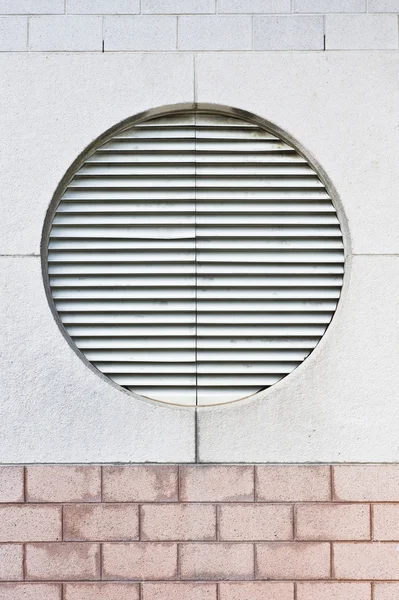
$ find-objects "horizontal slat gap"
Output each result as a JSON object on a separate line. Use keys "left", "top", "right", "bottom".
{"left": 73, "top": 173, "right": 318, "bottom": 180}
{"left": 102, "top": 137, "right": 287, "bottom": 144}
{"left": 109, "top": 375, "right": 283, "bottom": 386}
{"left": 66, "top": 327, "right": 326, "bottom": 337}
{"left": 60, "top": 314, "right": 332, "bottom": 325}
{"left": 86, "top": 155, "right": 307, "bottom": 164}
{"left": 85, "top": 349, "right": 311, "bottom": 360}
{"left": 50, "top": 276, "right": 343, "bottom": 288}
{"left": 54, "top": 300, "right": 337, "bottom": 311}
{"left": 62, "top": 191, "right": 330, "bottom": 199}
{"left": 94, "top": 361, "right": 299, "bottom": 371}
{"left": 49, "top": 265, "right": 343, "bottom": 275}
{"left": 94, "top": 149, "right": 297, "bottom": 155}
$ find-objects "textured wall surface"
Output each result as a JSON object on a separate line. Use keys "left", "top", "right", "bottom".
{"left": 1, "top": 51, "right": 399, "bottom": 463}
{"left": 1, "top": 3, "right": 398, "bottom": 591}
{"left": 0, "top": 0, "right": 398, "bottom": 51}
{"left": 1, "top": 0, "right": 399, "bottom": 467}
{"left": 3, "top": 464, "right": 399, "bottom": 599}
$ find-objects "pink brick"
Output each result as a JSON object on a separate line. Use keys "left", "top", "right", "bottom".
{"left": 65, "top": 583, "right": 140, "bottom": 600}
{"left": 180, "top": 466, "right": 254, "bottom": 502}
{"left": 374, "top": 583, "right": 399, "bottom": 600}
{"left": 103, "top": 543, "right": 177, "bottom": 580}
{"left": 334, "top": 542, "right": 399, "bottom": 579}
{"left": 334, "top": 465, "right": 399, "bottom": 501}
{"left": 256, "top": 542, "right": 330, "bottom": 579}
{"left": 0, "top": 584, "right": 61, "bottom": 600}
{"left": 103, "top": 466, "right": 178, "bottom": 502}
{"left": 297, "top": 582, "right": 371, "bottom": 600}
{"left": 0, "top": 545, "right": 23, "bottom": 580}
{"left": 141, "top": 503, "right": 216, "bottom": 541}
{"left": 256, "top": 466, "right": 330, "bottom": 502}
{"left": 142, "top": 583, "right": 217, "bottom": 600}
{"left": 373, "top": 504, "right": 399, "bottom": 540}
{"left": 219, "top": 582, "right": 294, "bottom": 600}
{"left": 0, "top": 467, "right": 24, "bottom": 502}
{"left": 296, "top": 503, "right": 370, "bottom": 540}
{"left": 27, "top": 466, "right": 101, "bottom": 502}
{"left": 26, "top": 543, "right": 100, "bottom": 580}
{"left": 64, "top": 504, "right": 139, "bottom": 541}
{"left": 0, "top": 505, "right": 61, "bottom": 541}
{"left": 219, "top": 503, "right": 293, "bottom": 541}
{"left": 179, "top": 543, "right": 253, "bottom": 580}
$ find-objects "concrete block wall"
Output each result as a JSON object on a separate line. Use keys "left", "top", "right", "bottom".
{"left": 1, "top": 0, "right": 399, "bottom": 589}
{"left": 0, "top": 1, "right": 398, "bottom": 51}
{"left": 3, "top": 465, "right": 399, "bottom": 599}
{"left": 1, "top": 47, "right": 399, "bottom": 464}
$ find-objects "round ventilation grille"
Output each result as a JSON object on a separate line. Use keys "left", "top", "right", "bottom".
{"left": 45, "top": 106, "right": 344, "bottom": 406}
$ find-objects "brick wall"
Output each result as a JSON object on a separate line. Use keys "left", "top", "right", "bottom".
{"left": 0, "top": 0, "right": 398, "bottom": 51}
{"left": 2, "top": 465, "right": 399, "bottom": 599}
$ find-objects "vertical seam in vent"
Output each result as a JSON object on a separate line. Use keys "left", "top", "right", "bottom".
{"left": 194, "top": 109, "right": 198, "bottom": 407}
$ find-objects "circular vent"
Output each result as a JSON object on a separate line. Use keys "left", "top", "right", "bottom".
{"left": 45, "top": 106, "right": 345, "bottom": 406}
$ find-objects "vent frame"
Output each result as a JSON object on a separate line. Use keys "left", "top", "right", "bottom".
{"left": 41, "top": 102, "right": 349, "bottom": 408}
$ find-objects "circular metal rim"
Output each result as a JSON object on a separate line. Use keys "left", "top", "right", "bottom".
{"left": 41, "top": 102, "right": 349, "bottom": 409}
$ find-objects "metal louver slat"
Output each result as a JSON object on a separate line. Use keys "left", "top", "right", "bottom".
{"left": 47, "top": 108, "right": 344, "bottom": 406}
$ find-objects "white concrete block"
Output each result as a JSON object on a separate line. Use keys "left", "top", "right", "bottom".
{"left": 326, "top": 15, "right": 398, "bottom": 49}
{"left": 0, "top": 0, "right": 64, "bottom": 14}
{"left": 368, "top": 0, "right": 399, "bottom": 11}
{"left": 67, "top": 0, "right": 140, "bottom": 14}
{"left": 0, "top": 17, "right": 27, "bottom": 49}
{"left": 104, "top": 16, "right": 177, "bottom": 51}
{"left": 198, "top": 256, "right": 399, "bottom": 463}
{"left": 143, "top": 0, "right": 216, "bottom": 14}
{"left": 218, "top": 0, "right": 291, "bottom": 13}
{"left": 294, "top": 0, "right": 366, "bottom": 12}
{"left": 195, "top": 52, "right": 399, "bottom": 254}
{"left": 0, "top": 257, "right": 195, "bottom": 463}
{"left": 0, "top": 53, "right": 194, "bottom": 254}
{"left": 254, "top": 15, "right": 324, "bottom": 49}
{"left": 29, "top": 16, "right": 102, "bottom": 51}
{"left": 178, "top": 15, "right": 252, "bottom": 50}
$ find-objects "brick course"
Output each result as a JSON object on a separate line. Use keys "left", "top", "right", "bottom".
{"left": 63, "top": 504, "right": 139, "bottom": 541}
{"left": 295, "top": 503, "right": 370, "bottom": 540}
{"left": 29, "top": 15, "right": 103, "bottom": 51}
{"left": 0, "top": 0, "right": 397, "bottom": 52}
{"left": 297, "top": 582, "right": 371, "bottom": 599}
{"left": 253, "top": 15, "right": 324, "bottom": 50}
{"left": 374, "top": 583, "right": 399, "bottom": 599}
{"left": 0, "top": 467, "right": 24, "bottom": 502}
{"left": 0, "top": 584, "right": 62, "bottom": 600}
{"left": 373, "top": 504, "right": 399, "bottom": 540}
{"left": 325, "top": 14, "right": 398, "bottom": 49}
{"left": 103, "top": 466, "right": 178, "bottom": 502}
{"left": 102, "top": 543, "right": 178, "bottom": 580}
{"left": 256, "top": 465, "right": 330, "bottom": 502}
{"left": 141, "top": 503, "right": 216, "bottom": 541}
{"left": 180, "top": 466, "right": 254, "bottom": 502}
{"left": 219, "top": 503, "right": 293, "bottom": 541}
{"left": 64, "top": 583, "right": 140, "bottom": 600}
{"left": 0, "top": 505, "right": 62, "bottom": 542}
{"left": 256, "top": 542, "right": 331, "bottom": 579}
{"left": 219, "top": 582, "right": 294, "bottom": 599}
{"left": 1, "top": 465, "right": 399, "bottom": 596}
{"left": 27, "top": 466, "right": 101, "bottom": 503}
{"left": 0, "top": 17, "right": 27, "bottom": 51}
{"left": 26, "top": 543, "right": 100, "bottom": 581}
{"left": 0, "top": 545, "right": 23, "bottom": 580}
{"left": 142, "top": 583, "right": 217, "bottom": 600}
